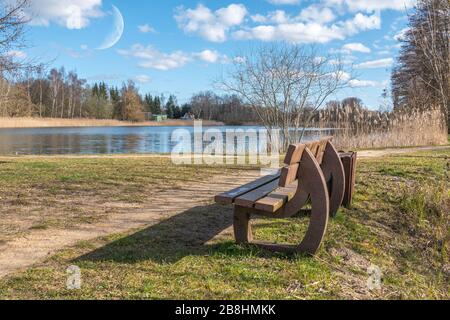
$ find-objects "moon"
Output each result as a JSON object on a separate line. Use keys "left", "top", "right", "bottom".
{"left": 97, "top": 5, "right": 124, "bottom": 50}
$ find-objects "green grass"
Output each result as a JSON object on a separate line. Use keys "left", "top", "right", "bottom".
{"left": 0, "top": 149, "right": 449, "bottom": 300}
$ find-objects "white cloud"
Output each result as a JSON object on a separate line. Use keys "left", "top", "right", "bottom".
{"left": 118, "top": 44, "right": 226, "bottom": 70}
{"left": 26, "top": 0, "right": 103, "bottom": 29}
{"left": 135, "top": 75, "right": 151, "bottom": 84}
{"left": 298, "top": 5, "right": 336, "bottom": 24}
{"left": 194, "top": 50, "right": 222, "bottom": 63}
{"left": 267, "top": 0, "right": 300, "bottom": 4}
{"left": 324, "top": 0, "right": 415, "bottom": 12}
{"left": 349, "top": 79, "right": 378, "bottom": 88}
{"left": 138, "top": 24, "right": 156, "bottom": 34}
{"left": 394, "top": 27, "right": 409, "bottom": 41}
{"left": 118, "top": 45, "right": 192, "bottom": 70}
{"left": 6, "top": 50, "right": 27, "bottom": 59}
{"left": 349, "top": 79, "right": 388, "bottom": 88}
{"left": 175, "top": 4, "right": 247, "bottom": 42}
{"left": 233, "top": 12, "right": 380, "bottom": 43}
{"left": 342, "top": 42, "right": 371, "bottom": 53}
{"left": 355, "top": 58, "right": 393, "bottom": 69}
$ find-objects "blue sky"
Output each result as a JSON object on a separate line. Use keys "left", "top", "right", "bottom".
{"left": 21, "top": 0, "right": 414, "bottom": 108}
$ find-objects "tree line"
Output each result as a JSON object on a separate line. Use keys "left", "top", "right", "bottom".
{"left": 0, "top": 64, "right": 264, "bottom": 123}
{"left": 391, "top": 0, "right": 449, "bottom": 130}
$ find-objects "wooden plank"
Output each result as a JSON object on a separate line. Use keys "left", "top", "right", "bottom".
{"left": 279, "top": 163, "right": 299, "bottom": 187}
{"left": 254, "top": 181, "right": 298, "bottom": 213}
{"left": 234, "top": 179, "right": 280, "bottom": 208}
{"left": 215, "top": 173, "right": 280, "bottom": 205}
{"left": 316, "top": 151, "right": 325, "bottom": 164}
{"left": 284, "top": 144, "right": 306, "bottom": 165}
{"left": 307, "top": 141, "right": 320, "bottom": 156}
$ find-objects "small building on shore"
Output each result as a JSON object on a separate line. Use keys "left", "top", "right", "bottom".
{"left": 152, "top": 114, "right": 168, "bottom": 122}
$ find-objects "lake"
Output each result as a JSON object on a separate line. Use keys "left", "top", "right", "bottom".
{"left": 0, "top": 126, "right": 331, "bottom": 155}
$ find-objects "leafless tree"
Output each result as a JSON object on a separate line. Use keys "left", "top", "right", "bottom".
{"left": 219, "top": 44, "right": 351, "bottom": 150}
{"left": 0, "top": 0, "right": 29, "bottom": 76}
{"left": 190, "top": 91, "right": 220, "bottom": 120}
{"left": 392, "top": 0, "right": 449, "bottom": 130}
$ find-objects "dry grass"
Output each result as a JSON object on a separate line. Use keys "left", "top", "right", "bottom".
{"left": 0, "top": 117, "right": 224, "bottom": 129}
{"left": 317, "top": 107, "right": 448, "bottom": 150}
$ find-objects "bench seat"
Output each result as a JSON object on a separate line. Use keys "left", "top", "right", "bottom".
{"left": 215, "top": 172, "right": 280, "bottom": 205}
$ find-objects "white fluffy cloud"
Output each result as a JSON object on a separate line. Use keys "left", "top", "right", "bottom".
{"left": 118, "top": 45, "right": 226, "bottom": 70}
{"left": 355, "top": 58, "right": 394, "bottom": 69}
{"left": 118, "top": 45, "right": 192, "bottom": 70}
{"left": 349, "top": 79, "right": 389, "bottom": 88}
{"left": 394, "top": 27, "right": 409, "bottom": 41}
{"left": 342, "top": 42, "right": 371, "bottom": 53}
{"left": 267, "top": 0, "right": 300, "bottom": 4}
{"left": 138, "top": 24, "right": 156, "bottom": 34}
{"left": 135, "top": 75, "right": 151, "bottom": 84}
{"left": 298, "top": 5, "right": 336, "bottom": 24}
{"left": 6, "top": 50, "right": 27, "bottom": 59}
{"left": 174, "top": 2, "right": 389, "bottom": 44}
{"left": 234, "top": 12, "right": 380, "bottom": 43}
{"left": 26, "top": 0, "right": 103, "bottom": 29}
{"left": 175, "top": 4, "right": 247, "bottom": 42}
{"left": 194, "top": 50, "right": 222, "bottom": 63}
{"left": 324, "top": 0, "right": 415, "bottom": 12}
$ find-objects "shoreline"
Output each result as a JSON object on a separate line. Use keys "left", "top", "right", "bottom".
{"left": 0, "top": 117, "right": 225, "bottom": 129}
{"left": 0, "top": 145, "right": 448, "bottom": 160}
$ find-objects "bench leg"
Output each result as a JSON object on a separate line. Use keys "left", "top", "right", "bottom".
{"left": 233, "top": 206, "right": 253, "bottom": 244}
{"left": 294, "top": 148, "right": 330, "bottom": 255}
{"left": 321, "top": 141, "right": 346, "bottom": 217}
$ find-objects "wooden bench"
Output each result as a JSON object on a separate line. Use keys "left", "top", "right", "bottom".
{"left": 215, "top": 137, "right": 347, "bottom": 255}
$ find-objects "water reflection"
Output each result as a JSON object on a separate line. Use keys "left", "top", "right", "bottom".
{"left": 0, "top": 126, "right": 332, "bottom": 155}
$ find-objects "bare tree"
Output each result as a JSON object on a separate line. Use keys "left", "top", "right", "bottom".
{"left": 190, "top": 91, "right": 220, "bottom": 120}
{"left": 219, "top": 44, "right": 351, "bottom": 150}
{"left": 412, "top": 0, "right": 449, "bottom": 127}
{"left": 0, "top": 0, "right": 29, "bottom": 75}
{"left": 392, "top": 0, "right": 450, "bottom": 129}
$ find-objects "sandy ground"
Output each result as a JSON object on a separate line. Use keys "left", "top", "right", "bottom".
{"left": 0, "top": 171, "right": 259, "bottom": 279}
{"left": 1, "top": 144, "right": 448, "bottom": 161}
{"left": 0, "top": 144, "right": 448, "bottom": 279}
{"left": 356, "top": 145, "right": 450, "bottom": 158}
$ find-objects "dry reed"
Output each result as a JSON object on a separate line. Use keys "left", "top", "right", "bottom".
{"left": 0, "top": 117, "right": 223, "bottom": 129}
{"left": 316, "top": 106, "right": 448, "bottom": 150}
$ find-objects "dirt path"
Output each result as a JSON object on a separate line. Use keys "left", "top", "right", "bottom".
{"left": 357, "top": 145, "right": 450, "bottom": 158}
{"left": 0, "top": 171, "right": 260, "bottom": 279}
{"left": 1, "top": 145, "right": 448, "bottom": 161}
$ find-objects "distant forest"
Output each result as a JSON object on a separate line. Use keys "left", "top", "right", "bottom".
{"left": 0, "top": 68, "right": 263, "bottom": 124}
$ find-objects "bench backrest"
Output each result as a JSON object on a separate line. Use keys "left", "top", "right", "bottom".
{"left": 279, "top": 137, "right": 332, "bottom": 187}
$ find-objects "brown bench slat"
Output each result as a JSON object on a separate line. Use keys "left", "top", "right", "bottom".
{"left": 215, "top": 173, "right": 280, "bottom": 205}
{"left": 284, "top": 137, "right": 333, "bottom": 165}
{"left": 254, "top": 181, "right": 298, "bottom": 213}
{"left": 284, "top": 144, "right": 306, "bottom": 165}
{"left": 279, "top": 163, "right": 299, "bottom": 187}
{"left": 234, "top": 179, "right": 280, "bottom": 208}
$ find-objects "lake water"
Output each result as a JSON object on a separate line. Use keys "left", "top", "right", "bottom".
{"left": 0, "top": 126, "right": 330, "bottom": 155}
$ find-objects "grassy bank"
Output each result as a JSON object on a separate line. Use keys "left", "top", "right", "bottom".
{"left": 0, "top": 117, "right": 224, "bottom": 129}
{"left": 0, "top": 149, "right": 448, "bottom": 299}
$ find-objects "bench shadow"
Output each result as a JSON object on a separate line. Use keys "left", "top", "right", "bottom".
{"left": 76, "top": 204, "right": 236, "bottom": 264}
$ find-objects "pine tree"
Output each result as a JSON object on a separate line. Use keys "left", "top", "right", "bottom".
{"left": 153, "top": 96, "right": 162, "bottom": 115}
